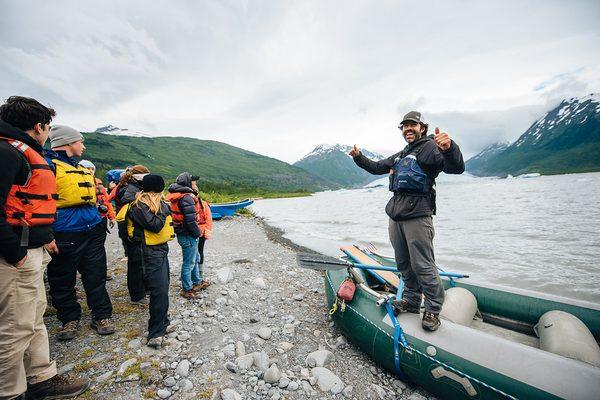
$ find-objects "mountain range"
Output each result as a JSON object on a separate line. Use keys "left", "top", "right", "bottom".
{"left": 82, "top": 128, "right": 335, "bottom": 196}
{"left": 466, "top": 93, "right": 600, "bottom": 176}
{"left": 293, "top": 144, "right": 385, "bottom": 187}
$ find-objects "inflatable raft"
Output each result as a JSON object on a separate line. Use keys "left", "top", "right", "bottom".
{"left": 325, "top": 246, "right": 600, "bottom": 400}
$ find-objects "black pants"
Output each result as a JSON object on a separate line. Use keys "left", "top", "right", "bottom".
{"left": 197, "top": 236, "right": 206, "bottom": 265}
{"left": 141, "top": 243, "right": 170, "bottom": 339}
{"left": 125, "top": 240, "right": 146, "bottom": 301}
{"left": 47, "top": 221, "right": 112, "bottom": 324}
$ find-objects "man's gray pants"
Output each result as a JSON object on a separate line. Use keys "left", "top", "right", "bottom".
{"left": 388, "top": 216, "right": 445, "bottom": 314}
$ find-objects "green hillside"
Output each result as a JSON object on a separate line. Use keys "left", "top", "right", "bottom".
{"left": 80, "top": 131, "right": 334, "bottom": 197}
{"left": 294, "top": 144, "right": 384, "bottom": 187}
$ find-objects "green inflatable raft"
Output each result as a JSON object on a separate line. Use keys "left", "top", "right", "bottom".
{"left": 324, "top": 246, "right": 600, "bottom": 400}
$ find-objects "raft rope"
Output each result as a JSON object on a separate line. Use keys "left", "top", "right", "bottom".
{"left": 327, "top": 277, "right": 518, "bottom": 400}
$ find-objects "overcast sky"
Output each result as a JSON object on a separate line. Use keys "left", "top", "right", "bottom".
{"left": 1, "top": 0, "right": 599, "bottom": 161}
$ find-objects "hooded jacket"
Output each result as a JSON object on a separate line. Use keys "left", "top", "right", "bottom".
{"left": 166, "top": 172, "right": 201, "bottom": 238}
{"left": 0, "top": 121, "right": 54, "bottom": 263}
{"left": 45, "top": 149, "right": 102, "bottom": 232}
{"left": 353, "top": 135, "right": 464, "bottom": 221}
{"left": 116, "top": 180, "right": 143, "bottom": 210}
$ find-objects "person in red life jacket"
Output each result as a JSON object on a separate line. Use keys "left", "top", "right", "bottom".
{"left": 115, "top": 165, "right": 151, "bottom": 305}
{"left": 166, "top": 172, "right": 204, "bottom": 300}
{"left": 45, "top": 125, "right": 115, "bottom": 341}
{"left": 0, "top": 96, "right": 90, "bottom": 400}
{"left": 79, "top": 160, "right": 116, "bottom": 281}
{"left": 117, "top": 174, "right": 174, "bottom": 349}
{"left": 193, "top": 181, "right": 213, "bottom": 291}
{"left": 78, "top": 160, "right": 116, "bottom": 226}
{"left": 350, "top": 111, "right": 464, "bottom": 331}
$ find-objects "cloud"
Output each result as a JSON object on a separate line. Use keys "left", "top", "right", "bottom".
{"left": 1, "top": 1, "right": 599, "bottom": 164}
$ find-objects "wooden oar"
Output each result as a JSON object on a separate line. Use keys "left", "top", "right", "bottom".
{"left": 297, "top": 252, "right": 469, "bottom": 278}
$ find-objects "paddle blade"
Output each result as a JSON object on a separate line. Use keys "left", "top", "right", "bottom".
{"left": 296, "top": 253, "right": 349, "bottom": 271}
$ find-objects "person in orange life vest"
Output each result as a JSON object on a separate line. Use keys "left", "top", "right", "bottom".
{"left": 79, "top": 160, "right": 116, "bottom": 281}
{"left": 192, "top": 180, "right": 212, "bottom": 291}
{"left": 45, "top": 126, "right": 115, "bottom": 341}
{"left": 166, "top": 172, "right": 204, "bottom": 299}
{"left": 114, "top": 165, "right": 151, "bottom": 305}
{"left": 0, "top": 96, "right": 90, "bottom": 400}
{"left": 78, "top": 160, "right": 116, "bottom": 227}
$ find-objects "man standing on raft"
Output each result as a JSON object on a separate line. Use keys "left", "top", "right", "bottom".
{"left": 349, "top": 111, "right": 464, "bottom": 331}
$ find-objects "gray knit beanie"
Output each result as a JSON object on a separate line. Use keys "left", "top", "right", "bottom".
{"left": 49, "top": 125, "right": 84, "bottom": 148}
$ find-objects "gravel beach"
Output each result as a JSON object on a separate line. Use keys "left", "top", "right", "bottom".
{"left": 43, "top": 216, "right": 433, "bottom": 400}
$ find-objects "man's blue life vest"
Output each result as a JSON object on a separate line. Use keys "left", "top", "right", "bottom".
{"left": 389, "top": 154, "right": 430, "bottom": 193}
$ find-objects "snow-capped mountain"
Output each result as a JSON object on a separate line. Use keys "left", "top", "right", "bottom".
{"left": 95, "top": 125, "right": 150, "bottom": 137}
{"left": 297, "top": 143, "right": 384, "bottom": 163}
{"left": 294, "top": 144, "right": 385, "bottom": 188}
{"left": 466, "top": 93, "right": 600, "bottom": 176}
{"left": 465, "top": 142, "right": 509, "bottom": 176}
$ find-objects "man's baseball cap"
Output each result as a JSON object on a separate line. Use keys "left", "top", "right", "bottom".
{"left": 400, "top": 111, "right": 424, "bottom": 126}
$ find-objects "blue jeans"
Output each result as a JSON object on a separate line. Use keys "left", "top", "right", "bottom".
{"left": 177, "top": 235, "right": 201, "bottom": 291}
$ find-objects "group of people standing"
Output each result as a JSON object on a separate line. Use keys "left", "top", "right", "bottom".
{"left": 0, "top": 96, "right": 212, "bottom": 400}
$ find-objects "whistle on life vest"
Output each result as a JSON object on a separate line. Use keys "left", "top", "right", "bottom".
{"left": 330, "top": 278, "right": 356, "bottom": 314}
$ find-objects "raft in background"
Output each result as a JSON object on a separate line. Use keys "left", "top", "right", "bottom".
{"left": 210, "top": 198, "right": 254, "bottom": 220}
{"left": 325, "top": 246, "right": 600, "bottom": 400}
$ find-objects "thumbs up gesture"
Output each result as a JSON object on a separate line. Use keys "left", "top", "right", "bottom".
{"left": 348, "top": 145, "right": 361, "bottom": 158}
{"left": 433, "top": 127, "right": 451, "bottom": 151}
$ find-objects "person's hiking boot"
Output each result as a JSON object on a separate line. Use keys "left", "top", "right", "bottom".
{"left": 179, "top": 289, "right": 197, "bottom": 300}
{"left": 90, "top": 318, "right": 116, "bottom": 335}
{"left": 56, "top": 320, "right": 79, "bottom": 341}
{"left": 25, "top": 373, "right": 90, "bottom": 400}
{"left": 147, "top": 336, "right": 164, "bottom": 349}
{"left": 392, "top": 299, "right": 420, "bottom": 316}
{"left": 422, "top": 311, "right": 441, "bottom": 331}
{"left": 192, "top": 280, "right": 211, "bottom": 291}
{"left": 129, "top": 297, "right": 149, "bottom": 306}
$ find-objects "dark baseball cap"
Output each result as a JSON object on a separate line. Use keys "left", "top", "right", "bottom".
{"left": 400, "top": 111, "right": 424, "bottom": 126}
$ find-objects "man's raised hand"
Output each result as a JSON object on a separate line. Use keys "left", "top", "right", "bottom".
{"left": 434, "top": 127, "right": 451, "bottom": 151}
{"left": 349, "top": 145, "right": 361, "bottom": 158}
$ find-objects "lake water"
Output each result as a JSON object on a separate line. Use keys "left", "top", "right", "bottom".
{"left": 251, "top": 172, "right": 600, "bottom": 303}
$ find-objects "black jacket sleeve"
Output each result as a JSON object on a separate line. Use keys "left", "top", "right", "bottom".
{"left": 418, "top": 140, "right": 465, "bottom": 176}
{"left": 129, "top": 203, "right": 168, "bottom": 233}
{"left": 0, "top": 143, "right": 28, "bottom": 264}
{"left": 353, "top": 152, "right": 398, "bottom": 175}
{"left": 178, "top": 195, "right": 201, "bottom": 237}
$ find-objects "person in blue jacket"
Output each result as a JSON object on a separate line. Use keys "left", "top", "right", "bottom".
{"left": 45, "top": 125, "right": 115, "bottom": 341}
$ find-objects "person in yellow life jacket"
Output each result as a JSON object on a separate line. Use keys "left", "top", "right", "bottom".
{"left": 79, "top": 159, "right": 116, "bottom": 281}
{"left": 0, "top": 97, "right": 90, "bottom": 400}
{"left": 115, "top": 165, "right": 151, "bottom": 304}
{"left": 45, "top": 126, "right": 115, "bottom": 341}
{"left": 193, "top": 180, "right": 213, "bottom": 291}
{"left": 116, "top": 174, "right": 173, "bottom": 349}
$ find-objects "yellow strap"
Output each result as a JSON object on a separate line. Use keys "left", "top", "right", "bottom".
{"left": 340, "top": 300, "right": 346, "bottom": 313}
{"left": 329, "top": 299, "right": 339, "bottom": 315}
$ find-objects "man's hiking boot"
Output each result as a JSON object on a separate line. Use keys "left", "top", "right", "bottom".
{"left": 180, "top": 289, "right": 197, "bottom": 300}
{"left": 56, "top": 320, "right": 79, "bottom": 341}
{"left": 90, "top": 318, "right": 116, "bottom": 335}
{"left": 147, "top": 336, "right": 164, "bottom": 349}
{"left": 129, "top": 297, "right": 149, "bottom": 306}
{"left": 192, "top": 280, "right": 211, "bottom": 291}
{"left": 25, "top": 373, "right": 90, "bottom": 400}
{"left": 422, "top": 311, "right": 441, "bottom": 331}
{"left": 392, "top": 299, "right": 420, "bottom": 316}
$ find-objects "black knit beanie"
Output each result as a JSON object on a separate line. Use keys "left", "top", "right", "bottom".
{"left": 142, "top": 174, "right": 165, "bottom": 193}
